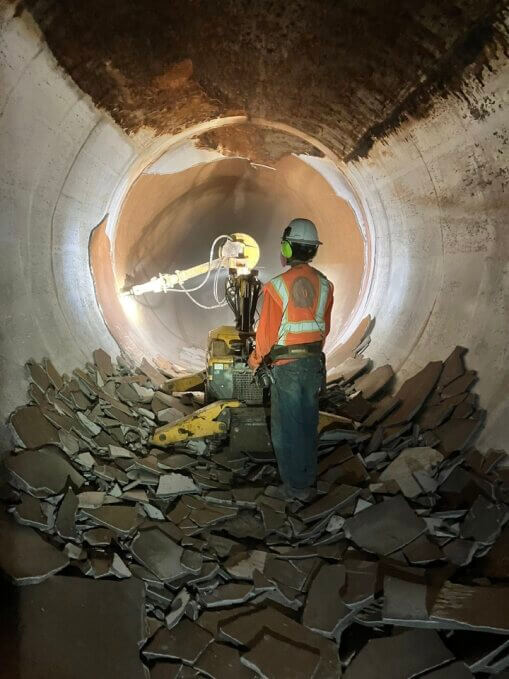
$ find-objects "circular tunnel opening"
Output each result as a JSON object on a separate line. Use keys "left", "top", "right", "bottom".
{"left": 92, "top": 126, "right": 370, "bottom": 373}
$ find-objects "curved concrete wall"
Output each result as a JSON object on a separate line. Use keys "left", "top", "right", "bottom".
{"left": 0, "top": 8, "right": 508, "bottom": 447}
{"left": 346, "top": 59, "right": 509, "bottom": 447}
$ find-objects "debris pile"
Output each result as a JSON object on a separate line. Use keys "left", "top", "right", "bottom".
{"left": 1, "top": 346, "right": 508, "bottom": 678}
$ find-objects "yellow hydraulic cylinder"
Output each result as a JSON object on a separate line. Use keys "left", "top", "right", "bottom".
{"left": 151, "top": 400, "right": 242, "bottom": 447}
{"left": 162, "top": 371, "right": 206, "bottom": 394}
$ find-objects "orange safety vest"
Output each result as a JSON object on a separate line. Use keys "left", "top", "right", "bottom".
{"left": 267, "top": 263, "right": 332, "bottom": 346}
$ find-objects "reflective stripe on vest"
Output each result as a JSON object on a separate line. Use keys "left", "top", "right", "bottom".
{"left": 270, "top": 271, "right": 330, "bottom": 345}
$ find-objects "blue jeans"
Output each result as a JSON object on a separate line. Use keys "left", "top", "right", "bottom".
{"left": 270, "top": 355, "right": 324, "bottom": 491}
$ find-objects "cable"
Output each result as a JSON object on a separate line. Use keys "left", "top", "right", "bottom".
{"left": 176, "top": 239, "right": 231, "bottom": 310}
{"left": 177, "top": 285, "right": 228, "bottom": 309}
{"left": 161, "top": 234, "right": 232, "bottom": 294}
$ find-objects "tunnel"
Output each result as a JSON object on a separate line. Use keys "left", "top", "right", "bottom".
{"left": 1, "top": 0, "right": 507, "bottom": 449}
{"left": 1, "top": 2, "right": 509, "bottom": 676}
{"left": 95, "top": 143, "right": 367, "bottom": 373}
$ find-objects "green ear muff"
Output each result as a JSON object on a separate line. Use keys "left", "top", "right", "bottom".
{"left": 281, "top": 240, "right": 293, "bottom": 258}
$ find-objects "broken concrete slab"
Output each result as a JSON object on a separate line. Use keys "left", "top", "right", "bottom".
{"left": 131, "top": 528, "right": 185, "bottom": 581}
{"left": 260, "top": 505, "right": 286, "bottom": 532}
{"left": 122, "top": 488, "right": 149, "bottom": 503}
{"left": 3, "top": 346, "right": 505, "bottom": 675}
{"left": 5, "top": 447, "right": 85, "bottom": 497}
{"left": 81, "top": 505, "right": 139, "bottom": 535}
{"left": 94, "top": 464, "right": 129, "bottom": 484}
{"left": 418, "top": 402, "right": 457, "bottom": 430}
{"left": 165, "top": 589, "right": 191, "bottom": 628}
{"left": 77, "top": 490, "right": 106, "bottom": 508}
{"left": 344, "top": 629, "right": 454, "bottom": 679}
{"left": 157, "top": 473, "right": 200, "bottom": 497}
{"left": 403, "top": 534, "right": 443, "bottom": 564}
{"left": 196, "top": 605, "right": 256, "bottom": 639}
{"left": 318, "top": 444, "right": 354, "bottom": 475}
{"left": 181, "top": 549, "right": 203, "bottom": 575}
{"left": 476, "top": 525, "right": 509, "bottom": 577}
{"left": 11, "top": 492, "right": 50, "bottom": 530}
{"left": 83, "top": 526, "right": 113, "bottom": 546}
{"left": 303, "top": 563, "right": 349, "bottom": 638}
{"left": 363, "top": 396, "right": 400, "bottom": 428}
{"left": 108, "top": 444, "right": 135, "bottom": 458}
{"left": 437, "top": 346, "right": 467, "bottom": 390}
{"left": 338, "top": 394, "right": 373, "bottom": 421}
{"left": 342, "top": 559, "right": 379, "bottom": 606}
{"left": 441, "top": 371, "right": 477, "bottom": 399}
{"left": 190, "top": 505, "right": 238, "bottom": 528}
{"left": 435, "top": 418, "right": 482, "bottom": 455}
{"left": 241, "top": 632, "right": 320, "bottom": 679}
{"left": 75, "top": 452, "right": 97, "bottom": 469}
{"left": 157, "top": 407, "right": 184, "bottom": 424}
{"left": 430, "top": 581, "right": 509, "bottom": 633}
{"left": 0, "top": 511, "right": 69, "bottom": 584}
{"left": 76, "top": 411, "right": 102, "bottom": 436}
{"left": 420, "top": 662, "right": 473, "bottom": 678}
{"left": 436, "top": 466, "right": 481, "bottom": 509}
{"left": 150, "top": 662, "right": 185, "bottom": 679}
{"left": 224, "top": 550, "right": 268, "bottom": 580}
{"left": 55, "top": 486, "right": 78, "bottom": 540}
{"left": 140, "top": 358, "right": 167, "bottom": 388}
{"left": 26, "top": 360, "right": 51, "bottom": 392}
{"left": 146, "top": 582, "right": 174, "bottom": 608}
{"left": 43, "top": 358, "right": 64, "bottom": 391}
{"left": 158, "top": 453, "right": 197, "bottom": 471}
{"left": 460, "top": 495, "right": 507, "bottom": 544}
{"left": 379, "top": 447, "right": 443, "bottom": 498}
{"left": 220, "top": 606, "right": 341, "bottom": 678}
{"left": 58, "top": 429, "right": 81, "bottom": 456}
{"left": 93, "top": 348, "right": 114, "bottom": 378}
{"left": 11, "top": 405, "right": 60, "bottom": 448}
{"left": 332, "top": 356, "right": 370, "bottom": 382}
{"left": 442, "top": 539, "right": 477, "bottom": 567}
{"left": 218, "top": 511, "right": 266, "bottom": 540}
{"left": 322, "top": 455, "right": 368, "bottom": 486}
{"left": 64, "top": 542, "right": 87, "bottom": 560}
{"left": 344, "top": 495, "right": 427, "bottom": 556}
{"left": 200, "top": 582, "right": 254, "bottom": 608}
{"left": 354, "top": 364, "right": 394, "bottom": 399}
{"left": 150, "top": 663, "right": 184, "bottom": 679}
{"left": 143, "top": 618, "right": 212, "bottom": 663}
{"left": 467, "top": 637, "right": 509, "bottom": 674}
{"left": 7, "top": 576, "right": 147, "bottom": 679}
{"left": 383, "top": 362, "right": 443, "bottom": 426}
{"left": 299, "top": 484, "right": 361, "bottom": 524}
{"left": 195, "top": 640, "right": 256, "bottom": 679}
{"left": 264, "top": 556, "right": 310, "bottom": 591}
{"left": 382, "top": 572, "right": 439, "bottom": 628}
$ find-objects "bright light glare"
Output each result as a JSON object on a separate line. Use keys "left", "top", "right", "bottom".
{"left": 119, "top": 291, "right": 139, "bottom": 323}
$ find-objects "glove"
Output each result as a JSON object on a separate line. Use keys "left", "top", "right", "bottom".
{"left": 254, "top": 364, "right": 274, "bottom": 389}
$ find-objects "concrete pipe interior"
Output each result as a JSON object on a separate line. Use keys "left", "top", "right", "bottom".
{"left": 0, "top": 3, "right": 508, "bottom": 449}
{"left": 96, "top": 145, "right": 367, "bottom": 372}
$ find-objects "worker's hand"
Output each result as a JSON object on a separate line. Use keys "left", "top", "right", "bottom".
{"left": 247, "top": 353, "right": 259, "bottom": 372}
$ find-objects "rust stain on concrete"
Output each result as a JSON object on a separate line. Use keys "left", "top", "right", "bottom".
{"left": 21, "top": 0, "right": 508, "bottom": 160}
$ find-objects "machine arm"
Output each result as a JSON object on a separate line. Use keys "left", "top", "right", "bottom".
{"left": 122, "top": 233, "right": 260, "bottom": 297}
{"left": 125, "top": 257, "right": 223, "bottom": 296}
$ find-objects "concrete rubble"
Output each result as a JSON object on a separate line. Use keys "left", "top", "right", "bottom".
{"left": 0, "top": 345, "right": 508, "bottom": 678}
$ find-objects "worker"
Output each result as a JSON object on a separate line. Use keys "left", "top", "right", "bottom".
{"left": 248, "top": 218, "right": 334, "bottom": 501}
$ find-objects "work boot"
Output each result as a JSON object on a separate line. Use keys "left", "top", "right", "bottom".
{"left": 268, "top": 484, "right": 315, "bottom": 502}
{"left": 289, "top": 486, "right": 316, "bottom": 502}
{"left": 266, "top": 484, "right": 291, "bottom": 501}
